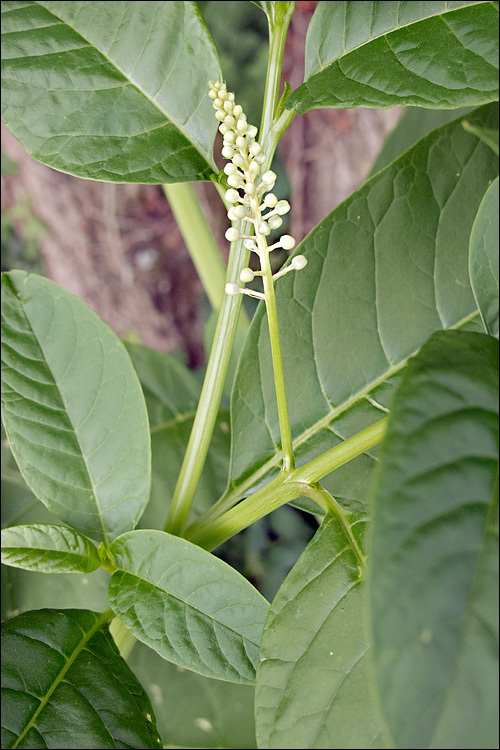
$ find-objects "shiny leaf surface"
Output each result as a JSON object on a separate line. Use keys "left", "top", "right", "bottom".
{"left": 369, "top": 330, "right": 499, "bottom": 749}
{"left": 1, "top": 271, "right": 151, "bottom": 543}
{"left": 469, "top": 176, "right": 499, "bottom": 337}
{"left": 109, "top": 530, "right": 270, "bottom": 684}
{"left": 255, "top": 513, "right": 385, "bottom": 749}
{"left": 1, "top": 523, "right": 100, "bottom": 574}
{"left": 1, "top": 609, "right": 162, "bottom": 749}
{"left": 1, "top": 0, "right": 220, "bottom": 182}
{"left": 287, "top": 1, "right": 499, "bottom": 113}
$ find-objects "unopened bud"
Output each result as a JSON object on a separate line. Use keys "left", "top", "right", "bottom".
{"left": 268, "top": 215, "right": 283, "bottom": 230}
{"left": 291, "top": 255, "right": 307, "bottom": 270}
{"left": 225, "top": 282, "right": 241, "bottom": 296}
{"left": 240, "top": 267, "right": 255, "bottom": 283}
{"left": 225, "top": 188, "right": 241, "bottom": 203}
{"left": 225, "top": 227, "right": 241, "bottom": 242}
{"left": 280, "top": 235, "right": 295, "bottom": 250}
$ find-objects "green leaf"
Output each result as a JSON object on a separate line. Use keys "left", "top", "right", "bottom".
{"left": 1, "top": 523, "right": 100, "bottom": 574}
{"left": 227, "top": 104, "right": 499, "bottom": 515}
{"left": 369, "top": 330, "right": 499, "bottom": 749}
{"left": 125, "top": 343, "right": 231, "bottom": 528}
{"left": 462, "top": 120, "right": 500, "bottom": 153}
{"left": 1, "top": 608, "right": 162, "bottom": 749}
{"left": 286, "top": 1, "right": 499, "bottom": 113}
{"left": 255, "top": 512, "right": 385, "bottom": 749}
{"left": 108, "top": 529, "right": 270, "bottom": 684}
{"left": 128, "top": 639, "right": 257, "bottom": 749}
{"left": 469, "top": 177, "right": 499, "bottom": 337}
{"left": 1, "top": 0, "right": 220, "bottom": 183}
{"left": 1, "top": 271, "right": 151, "bottom": 543}
{"left": 369, "top": 107, "right": 474, "bottom": 177}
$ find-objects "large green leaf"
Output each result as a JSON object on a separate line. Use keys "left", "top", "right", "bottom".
{"left": 369, "top": 330, "right": 499, "bottom": 749}
{"left": 108, "top": 529, "right": 270, "bottom": 684}
{"left": 1, "top": 523, "right": 101, "bottom": 574}
{"left": 225, "top": 104, "right": 498, "bottom": 516}
{"left": 125, "top": 343, "right": 231, "bottom": 529}
{"left": 1, "top": 0, "right": 220, "bottom": 183}
{"left": 469, "top": 176, "right": 499, "bottom": 337}
{"left": 128, "top": 640, "right": 257, "bottom": 749}
{"left": 1, "top": 271, "right": 151, "bottom": 543}
{"left": 1, "top": 608, "right": 162, "bottom": 749}
{"left": 286, "top": 1, "right": 499, "bottom": 113}
{"left": 255, "top": 512, "right": 385, "bottom": 749}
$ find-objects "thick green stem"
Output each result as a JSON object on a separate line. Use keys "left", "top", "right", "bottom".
{"left": 185, "top": 417, "right": 388, "bottom": 550}
{"left": 163, "top": 224, "right": 251, "bottom": 536}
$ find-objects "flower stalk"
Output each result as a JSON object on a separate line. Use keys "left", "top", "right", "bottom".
{"left": 209, "top": 80, "right": 307, "bottom": 473}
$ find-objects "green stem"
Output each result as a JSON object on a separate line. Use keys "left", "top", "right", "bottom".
{"left": 163, "top": 5, "right": 297, "bottom": 536}
{"left": 259, "top": 1, "right": 296, "bottom": 145}
{"left": 163, "top": 223, "right": 251, "bottom": 536}
{"left": 185, "top": 417, "right": 388, "bottom": 550}
{"left": 255, "top": 206, "right": 295, "bottom": 472}
{"left": 162, "top": 182, "right": 227, "bottom": 311}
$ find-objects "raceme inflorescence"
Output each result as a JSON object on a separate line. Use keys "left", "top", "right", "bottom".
{"left": 208, "top": 80, "right": 307, "bottom": 301}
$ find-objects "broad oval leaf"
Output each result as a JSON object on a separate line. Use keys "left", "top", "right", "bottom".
{"left": 287, "top": 1, "right": 499, "bottom": 113}
{"left": 469, "top": 176, "right": 499, "bottom": 337}
{"left": 369, "top": 330, "right": 499, "bottom": 749}
{"left": 108, "top": 529, "right": 270, "bottom": 684}
{"left": 1, "top": 271, "right": 151, "bottom": 543}
{"left": 255, "top": 512, "right": 385, "bottom": 749}
{"left": 1, "top": 0, "right": 220, "bottom": 183}
{"left": 1, "top": 523, "right": 100, "bottom": 574}
{"left": 1, "top": 608, "right": 162, "bottom": 749}
{"left": 226, "top": 104, "right": 499, "bottom": 516}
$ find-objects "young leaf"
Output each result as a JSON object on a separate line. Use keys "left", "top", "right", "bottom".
{"left": 125, "top": 343, "right": 231, "bottom": 528}
{"left": 1, "top": 523, "right": 100, "bottom": 574}
{"left": 128, "top": 639, "right": 257, "bottom": 749}
{"left": 255, "top": 512, "right": 385, "bottom": 749}
{"left": 369, "top": 330, "right": 499, "bottom": 749}
{"left": 1, "top": 271, "right": 151, "bottom": 543}
{"left": 0, "top": 0, "right": 220, "bottom": 183}
{"left": 227, "top": 104, "right": 499, "bottom": 513}
{"left": 1, "top": 609, "right": 162, "bottom": 749}
{"left": 286, "top": 1, "right": 499, "bottom": 113}
{"left": 108, "top": 529, "right": 270, "bottom": 684}
{"left": 469, "top": 177, "right": 499, "bottom": 337}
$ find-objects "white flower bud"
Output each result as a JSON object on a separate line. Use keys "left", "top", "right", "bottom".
{"left": 248, "top": 161, "right": 260, "bottom": 179}
{"left": 268, "top": 215, "right": 283, "bottom": 230}
{"left": 227, "top": 92, "right": 235, "bottom": 101}
{"left": 225, "top": 282, "right": 241, "bottom": 296}
{"left": 276, "top": 200, "right": 291, "bottom": 215}
{"left": 249, "top": 142, "right": 262, "bottom": 157}
{"left": 221, "top": 145, "right": 235, "bottom": 159}
{"left": 291, "top": 255, "right": 307, "bottom": 270}
{"left": 225, "top": 188, "right": 241, "bottom": 203}
{"left": 216, "top": 110, "right": 226, "bottom": 121}
{"left": 225, "top": 227, "right": 241, "bottom": 241}
{"left": 208, "top": 89, "right": 218, "bottom": 100}
{"left": 255, "top": 153, "right": 266, "bottom": 164}
{"left": 244, "top": 239, "right": 257, "bottom": 251}
{"left": 213, "top": 98, "right": 223, "bottom": 107}
{"left": 240, "top": 267, "right": 255, "bottom": 283}
{"left": 227, "top": 173, "right": 243, "bottom": 188}
{"left": 235, "top": 135, "right": 247, "bottom": 150}
{"left": 236, "top": 118, "right": 248, "bottom": 134}
{"left": 280, "top": 235, "right": 295, "bottom": 250}
{"left": 247, "top": 125, "right": 258, "bottom": 138}
{"left": 232, "top": 154, "right": 246, "bottom": 170}
{"left": 257, "top": 221, "right": 271, "bottom": 236}
{"left": 231, "top": 205, "right": 248, "bottom": 219}
{"left": 261, "top": 170, "right": 277, "bottom": 185}
{"left": 233, "top": 104, "right": 243, "bottom": 118}
{"left": 224, "top": 131, "right": 236, "bottom": 144}
{"left": 224, "top": 163, "right": 238, "bottom": 175}
{"left": 219, "top": 123, "right": 229, "bottom": 135}
{"left": 223, "top": 100, "right": 233, "bottom": 113}
{"left": 263, "top": 193, "right": 278, "bottom": 208}
{"left": 244, "top": 182, "right": 256, "bottom": 196}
